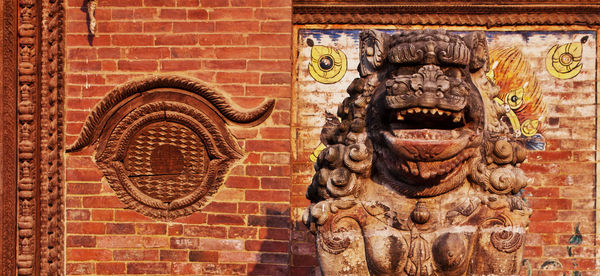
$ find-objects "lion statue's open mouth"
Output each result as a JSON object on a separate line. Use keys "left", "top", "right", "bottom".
{"left": 369, "top": 61, "right": 484, "bottom": 196}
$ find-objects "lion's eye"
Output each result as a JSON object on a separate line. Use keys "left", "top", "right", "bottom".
{"left": 66, "top": 76, "right": 274, "bottom": 220}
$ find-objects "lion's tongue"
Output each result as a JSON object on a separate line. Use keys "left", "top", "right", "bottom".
{"left": 384, "top": 130, "right": 471, "bottom": 161}
{"left": 402, "top": 149, "right": 472, "bottom": 179}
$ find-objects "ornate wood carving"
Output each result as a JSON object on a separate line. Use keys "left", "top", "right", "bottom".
{"left": 293, "top": 1, "right": 600, "bottom": 25}
{"left": 303, "top": 29, "right": 532, "bottom": 275}
{"left": 2, "top": 0, "right": 19, "bottom": 274}
{"left": 6, "top": 0, "right": 66, "bottom": 275}
{"left": 67, "top": 76, "right": 275, "bottom": 220}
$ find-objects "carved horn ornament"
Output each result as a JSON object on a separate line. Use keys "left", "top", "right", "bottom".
{"left": 67, "top": 75, "right": 274, "bottom": 219}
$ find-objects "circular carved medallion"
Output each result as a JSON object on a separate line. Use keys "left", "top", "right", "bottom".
{"left": 125, "top": 122, "right": 208, "bottom": 202}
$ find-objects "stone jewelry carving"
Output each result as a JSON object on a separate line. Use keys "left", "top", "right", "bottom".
{"left": 87, "top": 0, "right": 97, "bottom": 35}
{"left": 67, "top": 75, "right": 274, "bottom": 220}
{"left": 303, "top": 29, "right": 532, "bottom": 275}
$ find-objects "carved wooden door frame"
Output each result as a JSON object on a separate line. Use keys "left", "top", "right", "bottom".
{"left": 2, "top": 0, "right": 65, "bottom": 275}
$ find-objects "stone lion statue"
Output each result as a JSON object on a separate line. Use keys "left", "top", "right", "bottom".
{"left": 303, "top": 29, "right": 532, "bottom": 276}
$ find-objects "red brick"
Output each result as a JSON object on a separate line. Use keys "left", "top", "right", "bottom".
{"left": 207, "top": 214, "right": 245, "bottom": 225}
{"left": 246, "top": 165, "right": 290, "bottom": 176}
{"left": 66, "top": 263, "right": 94, "bottom": 275}
{"left": 168, "top": 224, "right": 183, "bottom": 235}
{"left": 215, "top": 47, "right": 260, "bottom": 59}
{"left": 205, "top": 60, "right": 246, "bottom": 70}
{"left": 160, "top": 250, "right": 188, "bottom": 261}
{"left": 143, "top": 237, "right": 169, "bottom": 248}
{"left": 127, "top": 263, "right": 170, "bottom": 274}
{"left": 198, "top": 34, "right": 246, "bottom": 45}
{"left": 261, "top": 72, "right": 290, "bottom": 84}
{"left": 103, "top": 0, "right": 142, "bottom": 6}
{"left": 112, "top": 35, "right": 154, "bottom": 46}
{"left": 155, "top": 34, "right": 198, "bottom": 46}
{"left": 159, "top": 8, "right": 187, "bottom": 19}
{"left": 82, "top": 196, "right": 125, "bottom": 208}
{"left": 248, "top": 215, "right": 291, "bottom": 228}
{"left": 113, "top": 249, "right": 159, "bottom": 261}
{"left": 216, "top": 72, "right": 260, "bottom": 84}
{"left": 230, "top": 0, "right": 260, "bottom": 6}
{"left": 530, "top": 210, "right": 558, "bottom": 222}
{"left": 247, "top": 34, "right": 291, "bottom": 47}
{"left": 118, "top": 60, "right": 158, "bottom": 71}
{"left": 178, "top": 0, "right": 199, "bottom": 6}
{"left": 529, "top": 221, "right": 572, "bottom": 233}
{"left": 145, "top": 0, "right": 176, "bottom": 6}
{"left": 197, "top": 239, "right": 244, "bottom": 251}
{"left": 69, "top": 61, "right": 102, "bottom": 71}
{"left": 126, "top": 47, "right": 170, "bottom": 59}
{"left": 259, "top": 228, "right": 290, "bottom": 241}
{"left": 248, "top": 264, "right": 289, "bottom": 275}
{"left": 189, "top": 251, "right": 219, "bottom": 262}
{"left": 246, "top": 190, "right": 289, "bottom": 202}
{"left": 261, "top": 0, "right": 289, "bottom": 7}
{"left": 114, "top": 210, "right": 154, "bottom": 222}
{"left": 106, "top": 223, "right": 136, "bottom": 234}
{"left": 68, "top": 248, "right": 112, "bottom": 261}
{"left": 67, "top": 235, "right": 96, "bottom": 247}
{"left": 187, "top": 9, "right": 209, "bottom": 20}
{"left": 173, "top": 212, "right": 206, "bottom": 224}
{"left": 260, "top": 21, "right": 291, "bottom": 33}
{"left": 68, "top": 48, "right": 97, "bottom": 60}
{"left": 246, "top": 241, "right": 288, "bottom": 253}
{"left": 136, "top": 223, "right": 167, "bottom": 235}
{"left": 216, "top": 21, "right": 260, "bottom": 32}
{"left": 238, "top": 202, "right": 259, "bottom": 214}
{"left": 260, "top": 253, "right": 289, "bottom": 264}
{"left": 292, "top": 254, "right": 319, "bottom": 266}
{"left": 173, "top": 22, "right": 214, "bottom": 33}
{"left": 209, "top": 8, "right": 253, "bottom": 20}
{"left": 228, "top": 227, "right": 258, "bottom": 239}
{"left": 144, "top": 22, "right": 173, "bottom": 32}
{"left": 67, "top": 209, "right": 91, "bottom": 221}
{"left": 99, "top": 22, "right": 143, "bottom": 33}
{"left": 528, "top": 198, "right": 572, "bottom": 210}
{"left": 170, "top": 237, "right": 199, "bottom": 249}
{"left": 200, "top": 0, "right": 228, "bottom": 7}
{"left": 261, "top": 177, "right": 291, "bottom": 189}
{"left": 203, "top": 202, "right": 237, "bottom": 213}
{"left": 254, "top": 8, "right": 291, "bottom": 20}
{"left": 96, "top": 262, "right": 126, "bottom": 275}
{"left": 161, "top": 60, "right": 202, "bottom": 71}
{"left": 184, "top": 225, "right": 227, "bottom": 238}
{"left": 135, "top": 8, "right": 158, "bottom": 19}
{"left": 96, "top": 236, "right": 143, "bottom": 248}
{"left": 260, "top": 127, "right": 290, "bottom": 139}
{"left": 225, "top": 176, "right": 260, "bottom": 189}
{"left": 67, "top": 222, "right": 105, "bottom": 234}
{"left": 261, "top": 46, "right": 290, "bottom": 59}
{"left": 92, "top": 210, "right": 114, "bottom": 221}
{"left": 246, "top": 140, "right": 290, "bottom": 152}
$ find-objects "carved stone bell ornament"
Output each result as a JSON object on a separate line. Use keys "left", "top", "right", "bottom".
{"left": 303, "top": 29, "right": 532, "bottom": 275}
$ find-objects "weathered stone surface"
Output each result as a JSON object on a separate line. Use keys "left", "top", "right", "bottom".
{"left": 303, "top": 29, "right": 532, "bottom": 275}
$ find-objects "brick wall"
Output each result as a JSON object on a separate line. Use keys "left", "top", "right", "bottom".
{"left": 64, "top": 0, "right": 293, "bottom": 274}
{"left": 63, "top": 0, "right": 598, "bottom": 274}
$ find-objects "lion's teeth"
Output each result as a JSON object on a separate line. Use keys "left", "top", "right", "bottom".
{"left": 397, "top": 112, "right": 404, "bottom": 120}
{"left": 407, "top": 108, "right": 415, "bottom": 114}
{"left": 400, "top": 110, "right": 407, "bottom": 115}
{"left": 414, "top": 107, "right": 421, "bottom": 113}
{"left": 453, "top": 113, "right": 462, "bottom": 123}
